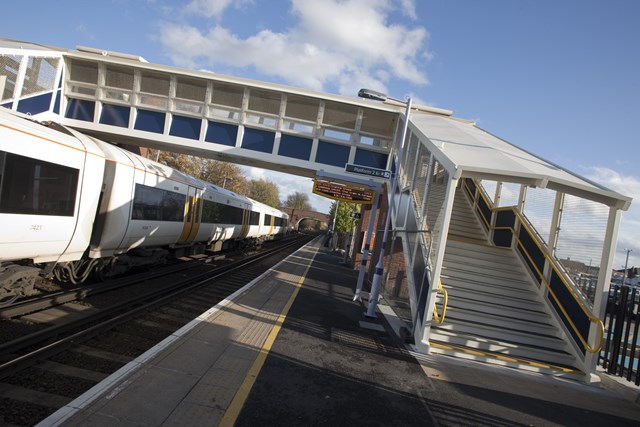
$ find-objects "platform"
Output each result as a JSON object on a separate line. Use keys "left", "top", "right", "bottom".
{"left": 40, "top": 237, "right": 640, "bottom": 426}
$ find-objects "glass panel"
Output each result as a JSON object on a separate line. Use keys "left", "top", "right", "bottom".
{"left": 283, "top": 120, "right": 314, "bottom": 134}
{"left": 104, "top": 89, "right": 131, "bottom": 103}
{"left": 209, "top": 107, "right": 240, "bottom": 121}
{"left": 246, "top": 113, "right": 277, "bottom": 128}
{"left": 138, "top": 94, "right": 168, "bottom": 109}
{"left": 175, "top": 100, "right": 203, "bottom": 115}
{"left": 132, "top": 184, "right": 185, "bottom": 222}
{"left": 68, "top": 84, "right": 96, "bottom": 96}
{"left": 0, "top": 151, "right": 78, "bottom": 216}
{"left": 322, "top": 128, "right": 352, "bottom": 141}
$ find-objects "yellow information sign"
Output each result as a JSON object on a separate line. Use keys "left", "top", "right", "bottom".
{"left": 312, "top": 180, "right": 375, "bottom": 204}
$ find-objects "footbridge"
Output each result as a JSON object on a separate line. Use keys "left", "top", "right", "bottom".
{"left": 0, "top": 38, "right": 632, "bottom": 382}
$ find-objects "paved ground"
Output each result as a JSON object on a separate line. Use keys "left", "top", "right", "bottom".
{"left": 48, "top": 239, "right": 640, "bottom": 426}
{"left": 235, "top": 246, "right": 640, "bottom": 426}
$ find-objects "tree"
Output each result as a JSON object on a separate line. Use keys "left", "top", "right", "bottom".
{"left": 283, "top": 192, "right": 312, "bottom": 210}
{"left": 328, "top": 201, "right": 360, "bottom": 234}
{"left": 152, "top": 150, "right": 249, "bottom": 195}
{"left": 157, "top": 151, "right": 205, "bottom": 178}
{"left": 200, "top": 160, "right": 248, "bottom": 194}
{"left": 249, "top": 179, "right": 280, "bottom": 207}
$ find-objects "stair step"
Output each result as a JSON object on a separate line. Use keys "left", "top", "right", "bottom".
{"left": 445, "top": 294, "right": 547, "bottom": 320}
{"left": 429, "top": 329, "right": 576, "bottom": 368}
{"left": 441, "top": 306, "right": 556, "bottom": 335}
{"left": 428, "top": 341, "right": 582, "bottom": 376}
{"left": 444, "top": 251, "right": 523, "bottom": 273}
{"left": 442, "top": 261, "right": 528, "bottom": 282}
{"left": 441, "top": 274, "right": 538, "bottom": 300}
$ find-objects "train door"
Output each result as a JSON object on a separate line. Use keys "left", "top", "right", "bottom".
{"left": 177, "top": 186, "right": 202, "bottom": 243}
{"left": 239, "top": 209, "right": 250, "bottom": 239}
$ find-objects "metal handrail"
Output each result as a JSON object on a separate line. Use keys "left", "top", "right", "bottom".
{"left": 462, "top": 179, "right": 604, "bottom": 353}
{"left": 432, "top": 279, "right": 448, "bottom": 324}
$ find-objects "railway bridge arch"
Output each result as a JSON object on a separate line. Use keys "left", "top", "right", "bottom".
{"left": 280, "top": 208, "right": 330, "bottom": 231}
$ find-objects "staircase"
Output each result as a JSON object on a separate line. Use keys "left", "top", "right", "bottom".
{"left": 428, "top": 188, "right": 582, "bottom": 375}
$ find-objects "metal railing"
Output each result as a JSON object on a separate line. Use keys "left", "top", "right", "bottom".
{"left": 602, "top": 285, "right": 640, "bottom": 385}
{"left": 432, "top": 279, "right": 448, "bottom": 324}
{"left": 463, "top": 179, "right": 604, "bottom": 354}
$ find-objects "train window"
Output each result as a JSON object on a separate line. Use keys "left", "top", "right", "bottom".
{"left": 201, "top": 199, "right": 220, "bottom": 223}
{"left": 263, "top": 214, "right": 272, "bottom": 226}
{"left": 218, "top": 204, "right": 243, "bottom": 225}
{"left": 132, "top": 184, "right": 185, "bottom": 222}
{"left": 201, "top": 200, "right": 243, "bottom": 225}
{"left": 250, "top": 211, "right": 260, "bottom": 225}
{"left": 0, "top": 151, "right": 78, "bottom": 216}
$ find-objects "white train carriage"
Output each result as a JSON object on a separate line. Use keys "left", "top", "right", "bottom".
{"left": 89, "top": 141, "right": 207, "bottom": 259}
{"left": 0, "top": 107, "right": 291, "bottom": 296}
{"left": 249, "top": 200, "right": 288, "bottom": 239}
{"left": 200, "top": 183, "right": 255, "bottom": 252}
{"left": 0, "top": 109, "right": 105, "bottom": 299}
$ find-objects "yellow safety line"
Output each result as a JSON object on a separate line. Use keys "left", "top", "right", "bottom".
{"left": 219, "top": 247, "right": 316, "bottom": 427}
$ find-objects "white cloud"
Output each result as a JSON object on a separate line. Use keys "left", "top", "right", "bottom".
{"left": 245, "top": 167, "right": 332, "bottom": 213}
{"left": 584, "top": 166, "right": 640, "bottom": 269}
{"left": 158, "top": 0, "right": 430, "bottom": 95}
{"left": 184, "top": 0, "right": 253, "bottom": 18}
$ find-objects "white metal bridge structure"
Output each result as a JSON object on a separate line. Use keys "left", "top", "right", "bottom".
{"left": 0, "top": 38, "right": 632, "bottom": 382}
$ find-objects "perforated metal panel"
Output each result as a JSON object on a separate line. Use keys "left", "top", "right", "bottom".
{"left": 285, "top": 94, "right": 318, "bottom": 122}
{"left": 21, "top": 56, "right": 59, "bottom": 97}
{"left": 0, "top": 54, "right": 22, "bottom": 102}
{"left": 248, "top": 89, "right": 281, "bottom": 115}
{"left": 176, "top": 77, "right": 206, "bottom": 101}
{"left": 140, "top": 70, "right": 169, "bottom": 95}
{"left": 322, "top": 100, "right": 357, "bottom": 129}
{"left": 211, "top": 83, "right": 243, "bottom": 108}
{"left": 105, "top": 65, "right": 134, "bottom": 89}
{"left": 69, "top": 60, "right": 98, "bottom": 84}
{"left": 360, "top": 108, "right": 396, "bottom": 137}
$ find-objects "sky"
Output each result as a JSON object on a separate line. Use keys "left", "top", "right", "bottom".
{"left": 3, "top": 0, "right": 639, "bottom": 268}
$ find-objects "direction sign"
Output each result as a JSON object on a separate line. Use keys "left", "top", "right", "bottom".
{"left": 345, "top": 163, "right": 391, "bottom": 179}
{"left": 312, "top": 180, "right": 375, "bottom": 204}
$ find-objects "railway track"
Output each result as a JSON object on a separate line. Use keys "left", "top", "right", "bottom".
{"left": 0, "top": 233, "right": 315, "bottom": 426}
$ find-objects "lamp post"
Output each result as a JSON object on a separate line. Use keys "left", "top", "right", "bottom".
{"left": 622, "top": 248, "right": 632, "bottom": 286}
{"left": 222, "top": 176, "right": 233, "bottom": 189}
{"left": 357, "top": 88, "right": 412, "bottom": 318}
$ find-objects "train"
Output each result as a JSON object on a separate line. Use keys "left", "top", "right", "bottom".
{"left": 0, "top": 107, "right": 288, "bottom": 304}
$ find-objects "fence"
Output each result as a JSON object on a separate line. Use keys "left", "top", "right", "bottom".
{"left": 601, "top": 284, "right": 640, "bottom": 385}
